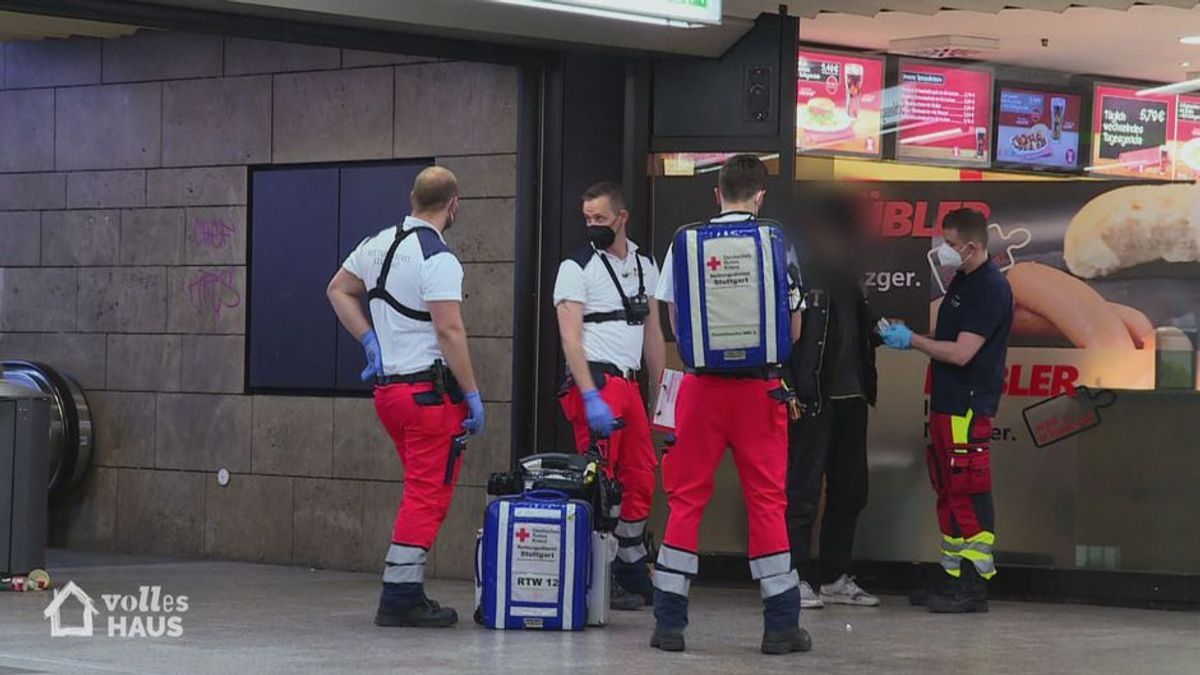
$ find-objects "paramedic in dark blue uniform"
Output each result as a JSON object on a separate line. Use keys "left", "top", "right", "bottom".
{"left": 880, "top": 207, "right": 1013, "bottom": 614}
{"left": 554, "top": 182, "right": 665, "bottom": 610}
{"left": 327, "top": 166, "right": 485, "bottom": 628}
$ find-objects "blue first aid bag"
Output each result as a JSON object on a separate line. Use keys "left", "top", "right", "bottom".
{"left": 671, "top": 217, "right": 793, "bottom": 369}
{"left": 478, "top": 490, "right": 591, "bottom": 631}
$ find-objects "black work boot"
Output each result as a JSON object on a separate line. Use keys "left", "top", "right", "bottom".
{"left": 613, "top": 558, "right": 655, "bottom": 604}
{"left": 966, "top": 563, "right": 990, "bottom": 612}
{"left": 762, "top": 627, "right": 813, "bottom": 655}
{"left": 926, "top": 565, "right": 988, "bottom": 614}
{"left": 375, "top": 583, "right": 458, "bottom": 627}
{"left": 650, "top": 589, "right": 688, "bottom": 652}
{"left": 761, "top": 587, "right": 812, "bottom": 655}
{"left": 910, "top": 566, "right": 953, "bottom": 607}
{"left": 611, "top": 580, "right": 645, "bottom": 611}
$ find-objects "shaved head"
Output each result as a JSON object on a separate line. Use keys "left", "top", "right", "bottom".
{"left": 411, "top": 166, "right": 459, "bottom": 212}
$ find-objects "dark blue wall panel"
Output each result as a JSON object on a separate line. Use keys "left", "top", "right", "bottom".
{"left": 249, "top": 167, "right": 339, "bottom": 391}
{"left": 248, "top": 160, "right": 430, "bottom": 394}
{"left": 334, "top": 162, "right": 429, "bottom": 390}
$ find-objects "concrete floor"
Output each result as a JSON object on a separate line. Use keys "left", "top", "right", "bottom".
{"left": 1, "top": 551, "right": 1197, "bottom": 675}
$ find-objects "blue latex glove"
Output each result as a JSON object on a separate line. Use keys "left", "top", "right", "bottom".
{"left": 581, "top": 389, "right": 615, "bottom": 437}
{"left": 462, "top": 391, "right": 486, "bottom": 435}
{"left": 881, "top": 323, "right": 913, "bottom": 350}
{"left": 359, "top": 330, "right": 383, "bottom": 381}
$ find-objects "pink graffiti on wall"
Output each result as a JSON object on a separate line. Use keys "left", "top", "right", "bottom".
{"left": 191, "top": 217, "right": 236, "bottom": 250}
{"left": 187, "top": 268, "right": 241, "bottom": 323}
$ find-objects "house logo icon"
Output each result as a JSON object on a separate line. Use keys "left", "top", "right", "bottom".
{"left": 43, "top": 580, "right": 100, "bottom": 637}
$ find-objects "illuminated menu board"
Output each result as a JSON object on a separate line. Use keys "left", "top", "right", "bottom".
{"left": 1091, "top": 84, "right": 1175, "bottom": 179}
{"left": 896, "top": 60, "right": 993, "bottom": 167}
{"left": 994, "top": 87, "right": 1082, "bottom": 171}
{"left": 796, "top": 49, "right": 885, "bottom": 158}
{"left": 1172, "top": 94, "right": 1200, "bottom": 180}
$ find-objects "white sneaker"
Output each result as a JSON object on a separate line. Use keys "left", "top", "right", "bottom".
{"left": 799, "top": 581, "right": 824, "bottom": 609}
{"left": 820, "top": 575, "right": 880, "bottom": 606}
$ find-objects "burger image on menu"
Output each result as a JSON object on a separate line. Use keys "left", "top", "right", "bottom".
{"left": 799, "top": 96, "right": 855, "bottom": 143}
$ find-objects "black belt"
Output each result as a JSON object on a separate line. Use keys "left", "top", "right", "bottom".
{"left": 376, "top": 369, "right": 436, "bottom": 385}
{"left": 589, "top": 361, "right": 638, "bottom": 381}
{"left": 685, "top": 366, "right": 782, "bottom": 380}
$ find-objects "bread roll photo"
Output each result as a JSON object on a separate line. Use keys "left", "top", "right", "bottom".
{"left": 930, "top": 262, "right": 1154, "bottom": 350}
{"left": 1064, "top": 183, "right": 1200, "bottom": 278}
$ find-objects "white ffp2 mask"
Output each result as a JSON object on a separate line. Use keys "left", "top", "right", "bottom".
{"left": 936, "top": 241, "right": 963, "bottom": 268}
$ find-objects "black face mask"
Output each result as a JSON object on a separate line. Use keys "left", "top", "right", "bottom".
{"left": 587, "top": 225, "right": 616, "bottom": 250}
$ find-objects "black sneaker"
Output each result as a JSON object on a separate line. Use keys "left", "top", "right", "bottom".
{"left": 375, "top": 596, "right": 459, "bottom": 627}
{"left": 761, "top": 626, "right": 813, "bottom": 655}
{"left": 611, "top": 583, "right": 646, "bottom": 611}
{"left": 650, "top": 626, "right": 686, "bottom": 652}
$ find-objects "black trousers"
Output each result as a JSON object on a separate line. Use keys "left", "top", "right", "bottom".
{"left": 785, "top": 397, "right": 869, "bottom": 586}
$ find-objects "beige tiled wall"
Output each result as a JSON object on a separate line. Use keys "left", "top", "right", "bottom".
{"left": 0, "top": 30, "right": 519, "bottom": 578}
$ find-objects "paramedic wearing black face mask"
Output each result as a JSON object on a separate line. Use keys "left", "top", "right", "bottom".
{"left": 553, "top": 182, "right": 666, "bottom": 611}
{"left": 880, "top": 207, "right": 1013, "bottom": 614}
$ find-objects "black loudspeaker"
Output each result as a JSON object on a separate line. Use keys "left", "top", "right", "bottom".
{"left": 744, "top": 65, "right": 772, "bottom": 122}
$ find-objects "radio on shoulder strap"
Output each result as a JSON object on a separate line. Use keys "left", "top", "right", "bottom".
{"left": 584, "top": 249, "right": 650, "bottom": 326}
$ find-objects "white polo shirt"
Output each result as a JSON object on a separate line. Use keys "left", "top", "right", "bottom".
{"left": 553, "top": 239, "right": 660, "bottom": 373}
{"left": 342, "top": 216, "right": 463, "bottom": 376}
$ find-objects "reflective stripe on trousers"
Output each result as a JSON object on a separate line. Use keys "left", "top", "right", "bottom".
{"left": 615, "top": 518, "right": 648, "bottom": 564}
{"left": 940, "top": 531, "right": 996, "bottom": 579}
{"left": 383, "top": 543, "right": 427, "bottom": 584}
{"left": 654, "top": 544, "right": 698, "bottom": 597}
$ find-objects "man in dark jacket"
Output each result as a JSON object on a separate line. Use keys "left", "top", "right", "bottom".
{"left": 786, "top": 193, "right": 881, "bottom": 608}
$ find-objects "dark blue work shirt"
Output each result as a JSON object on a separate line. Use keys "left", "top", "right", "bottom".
{"left": 931, "top": 259, "right": 1013, "bottom": 416}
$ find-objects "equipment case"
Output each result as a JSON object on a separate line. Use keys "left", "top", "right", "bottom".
{"left": 478, "top": 490, "right": 592, "bottom": 631}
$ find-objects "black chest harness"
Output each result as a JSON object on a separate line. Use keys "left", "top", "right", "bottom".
{"left": 583, "top": 249, "right": 650, "bottom": 326}
{"left": 367, "top": 227, "right": 432, "bottom": 322}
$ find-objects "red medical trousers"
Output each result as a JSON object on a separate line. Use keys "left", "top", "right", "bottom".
{"left": 559, "top": 376, "right": 657, "bottom": 524}
{"left": 927, "top": 410, "right": 996, "bottom": 579}
{"left": 661, "top": 373, "right": 791, "bottom": 561}
{"left": 374, "top": 382, "right": 468, "bottom": 549}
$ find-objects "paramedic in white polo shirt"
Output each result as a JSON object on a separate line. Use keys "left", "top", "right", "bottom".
{"left": 327, "top": 166, "right": 484, "bottom": 629}
{"left": 553, "top": 181, "right": 666, "bottom": 610}
{"left": 649, "top": 155, "right": 809, "bottom": 655}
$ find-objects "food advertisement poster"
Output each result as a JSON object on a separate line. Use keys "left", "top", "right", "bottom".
{"left": 796, "top": 49, "right": 884, "bottom": 158}
{"left": 1170, "top": 94, "right": 1200, "bottom": 181}
{"left": 895, "top": 60, "right": 993, "bottom": 167}
{"left": 994, "top": 87, "right": 1082, "bottom": 170}
{"left": 851, "top": 181, "right": 1200, "bottom": 391}
{"left": 1091, "top": 84, "right": 1175, "bottom": 179}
